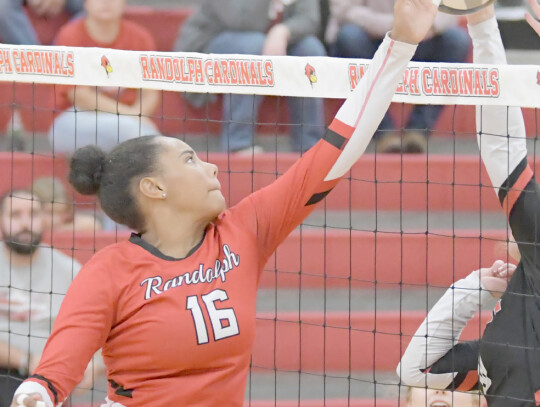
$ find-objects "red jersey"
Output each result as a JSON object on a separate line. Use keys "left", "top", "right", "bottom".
{"left": 29, "top": 136, "right": 349, "bottom": 406}
{"left": 18, "top": 34, "right": 417, "bottom": 406}
{"left": 53, "top": 19, "right": 156, "bottom": 112}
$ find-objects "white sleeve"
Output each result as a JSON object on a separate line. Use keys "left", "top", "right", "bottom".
{"left": 397, "top": 271, "right": 497, "bottom": 388}
{"left": 468, "top": 16, "right": 528, "bottom": 190}
{"left": 324, "top": 34, "right": 417, "bottom": 181}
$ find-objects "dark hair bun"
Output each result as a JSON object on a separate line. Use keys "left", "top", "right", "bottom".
{"left": 68, "top": 145, "right": 107, "bottom": 195}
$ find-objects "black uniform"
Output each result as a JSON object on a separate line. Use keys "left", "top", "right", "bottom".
{"left": 429, "top": 158, "right": 540, "bottom": 406}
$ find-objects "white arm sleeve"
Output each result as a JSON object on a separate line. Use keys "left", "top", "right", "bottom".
{"left": 324, "top": 34, "right": 417, "bottom": 181}
{"left": 397, "top": 271, "right": 497, "bottom": 388}
{"left": 469, "top": 16, "right": 528, "bottom": 190}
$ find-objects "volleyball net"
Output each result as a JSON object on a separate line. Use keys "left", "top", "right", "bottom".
{"left": 0, "top": 43, "right": 538, "bottom": 406}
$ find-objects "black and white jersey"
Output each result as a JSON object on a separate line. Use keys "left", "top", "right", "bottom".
{"left": 480, "top": 159, "right": 540, "bottom": 406}
{"left": 398, "top": 16, "right": 540, "bottom": 407}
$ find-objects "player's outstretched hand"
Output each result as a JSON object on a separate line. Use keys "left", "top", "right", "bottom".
{"left": 10, "top": 393, "right": 45, "bottom": 407}
{"left": 466, "top": 2, "right": 495, "bottom": 26}
{"left": 526, "top": 0, "right": 540, "bottom": 37}
{"left": 479, "top": 260, "right": 517, "bottom": 298}
{"left": 390, "top": 0, "right": 438, "bottom": 45}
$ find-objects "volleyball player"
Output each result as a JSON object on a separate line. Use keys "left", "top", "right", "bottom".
{"left": 398, "top": 4, "right": 540, "bottom": 406}
{"left": 399, "top": 259, "right": 515, "bottom": 407}
{"left": 10, "top": 1, "right": 439, "bottom": 406}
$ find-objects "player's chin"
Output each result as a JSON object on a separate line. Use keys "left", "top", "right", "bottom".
{"left": 208, "top": 193, "right": 227, "bottom": 216}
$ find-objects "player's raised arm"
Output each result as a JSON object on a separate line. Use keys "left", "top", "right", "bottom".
{"left": 468, "top": 6, "right": 540, "bottom": 265}
{"left": 526, "top": 0, "right": 540, "bottom": 37}
{"left": 236, "top": 0, "right": 439, "bottom": 260}
{"left": 398, "top": 261, "right": 514, "bottom": 389}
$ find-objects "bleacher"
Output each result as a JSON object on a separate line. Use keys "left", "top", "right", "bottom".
{"left": 1, "top": 6, "right": 516, "bottom": 406}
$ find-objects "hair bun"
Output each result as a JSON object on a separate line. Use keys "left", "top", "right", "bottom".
{"left": 68, "top": 145, "right": 107, "bottom": 195}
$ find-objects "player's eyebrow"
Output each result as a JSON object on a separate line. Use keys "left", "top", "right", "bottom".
{"left": 179, "top": 149, "right": 195, "bottom": 158}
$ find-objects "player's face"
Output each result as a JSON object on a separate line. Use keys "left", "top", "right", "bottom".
{"left": 0, "top": 194, "right": 43, "bottom": 255}
{"left": 408, "top": 388, "right": 483, "bottom": 407}
{"left": 85, "top": 0, "right": 125, "bottom": 22}
{"left": 156, "top": 138, "right": 226, "bottom": 220}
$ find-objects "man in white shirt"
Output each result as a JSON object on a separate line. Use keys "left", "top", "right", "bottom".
{"left": 0, "top": 189, "right": 81, "bottom": 406}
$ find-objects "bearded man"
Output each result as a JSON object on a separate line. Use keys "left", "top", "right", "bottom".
{"left": 0, "top": 190, "right": 81, "bottom": 406}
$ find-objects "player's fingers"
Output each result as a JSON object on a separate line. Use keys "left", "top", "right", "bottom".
{"left": 529, "top": 0, "right": 540, "bottom": 19}
{"left": 14, "top": 394, "right": 34, "bottom": 407}
{"left": 491, "top": 259, "right": 504, "bottom": 270}
{"left": 525, "top": 12, "right": 540, "bottom": 37}
{"left": 14, "top": 394, "right": 45, "bottom": 407}
{"left": 506, "top": 263, "right": 517, "bottom": 275}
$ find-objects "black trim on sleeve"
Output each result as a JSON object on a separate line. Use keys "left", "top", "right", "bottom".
{"left": 305, "top": 189, "right": 333, "bottom": 206}
{"left": 29, "top": 374, "right": 58, "bottom": 405}
{"left": 498, "top": 157, "right": 528, "bottom": 205}
{"left": 323, "top": 130, "right": 347, "bottom": 150}
{"left": 109, "top": 379, "right": 134, "bottom": 398}
{"left": 428, "top": 341, "right": 480, "bottom": 390}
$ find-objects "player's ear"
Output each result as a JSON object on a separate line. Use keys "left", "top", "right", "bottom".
{"left": 139, "top": 177, "right": 166, "bottom": 200}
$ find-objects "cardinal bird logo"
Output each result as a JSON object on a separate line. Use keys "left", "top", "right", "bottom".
{"left": 305, "top": 63, "right": 317, "bottom": 87}
{"left": 101, "top": 55, "right": 113, "bottom": 77}
{"left": 537, "top": 71, "right": 540, "bottom": 86}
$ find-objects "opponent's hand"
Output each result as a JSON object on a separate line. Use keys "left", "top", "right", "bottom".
{"left": 10, "top": 393, "right": 45, "bottom": 407}
{"left": 526, "top": 0, "right": 540, "bottom": 37}
{"left": 390, "top": 0, "right": 438, "bottom": 44}
{"left": 479, "top": 259, "right": 516, "bottom": 298}
{"left": 466, "top": 2, "right": 495, "bottom": 26}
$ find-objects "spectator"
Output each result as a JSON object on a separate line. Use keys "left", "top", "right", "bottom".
{"left": 0, "top": 190, "right": 82, "bottom": 406}
{"left": 175, "top": 0, "right": 327, "bottom": 154}
{"left": 0, "top": 0, "right": 83, "bottom": 45}
{"left": 32, "top": 177, "right": 103, "bottom": 235}
{"left": 50, "top": 0, "right": 160, "bottom": 155}
{"left": 326, "top": 0, "right": 470, "bottom": 153}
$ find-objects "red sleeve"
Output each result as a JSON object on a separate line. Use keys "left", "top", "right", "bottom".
{"left": 26, "top": 255, "right": 117, "bottom": 404}
{"left": 231, "top": 120, "right": 353, "bottom": 266}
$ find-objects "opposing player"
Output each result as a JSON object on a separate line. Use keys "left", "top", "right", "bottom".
{"left": 399, "top": 260, "right": 515, "bottom": 406}
{"left": 10, "top": 1, "right": 439, "bottom": 406}
{"left": 398, "top": 4, "right": 540, "bottom": 406}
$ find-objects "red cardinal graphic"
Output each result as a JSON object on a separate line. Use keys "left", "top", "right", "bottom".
{"left": 101, "top": 55, "right": 113, "bottom": 76}
{"left": 305, "top": 63, "right": 317, "bottom": 86}
{"left": 537, "top": 71, "right": 540, "bottom": 86}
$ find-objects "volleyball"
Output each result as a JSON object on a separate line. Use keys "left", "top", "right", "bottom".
{"left": 436, "top": 0, "right": 496, "bottom": 14}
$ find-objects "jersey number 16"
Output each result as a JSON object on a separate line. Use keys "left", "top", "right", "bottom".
{"left": 186, "top": 289, "right": 240, "bottom": 344}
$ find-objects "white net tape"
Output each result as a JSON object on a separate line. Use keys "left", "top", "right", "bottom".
{"left": 0, "top": 44, "right": 538, "bottom": 107}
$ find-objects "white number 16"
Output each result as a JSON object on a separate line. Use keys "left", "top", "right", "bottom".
{"left": 186, "top": 289, "right": 239, "bottom": 345}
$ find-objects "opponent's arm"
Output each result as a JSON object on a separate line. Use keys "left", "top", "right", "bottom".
{"left": 397, "top": 261, "right": 513, "bottom": 389}
{"left": 526, "top": 0, "right": 540, "bottom": 37}
{"left": 468, "top": 7, "right": 540, "bottom": 269}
